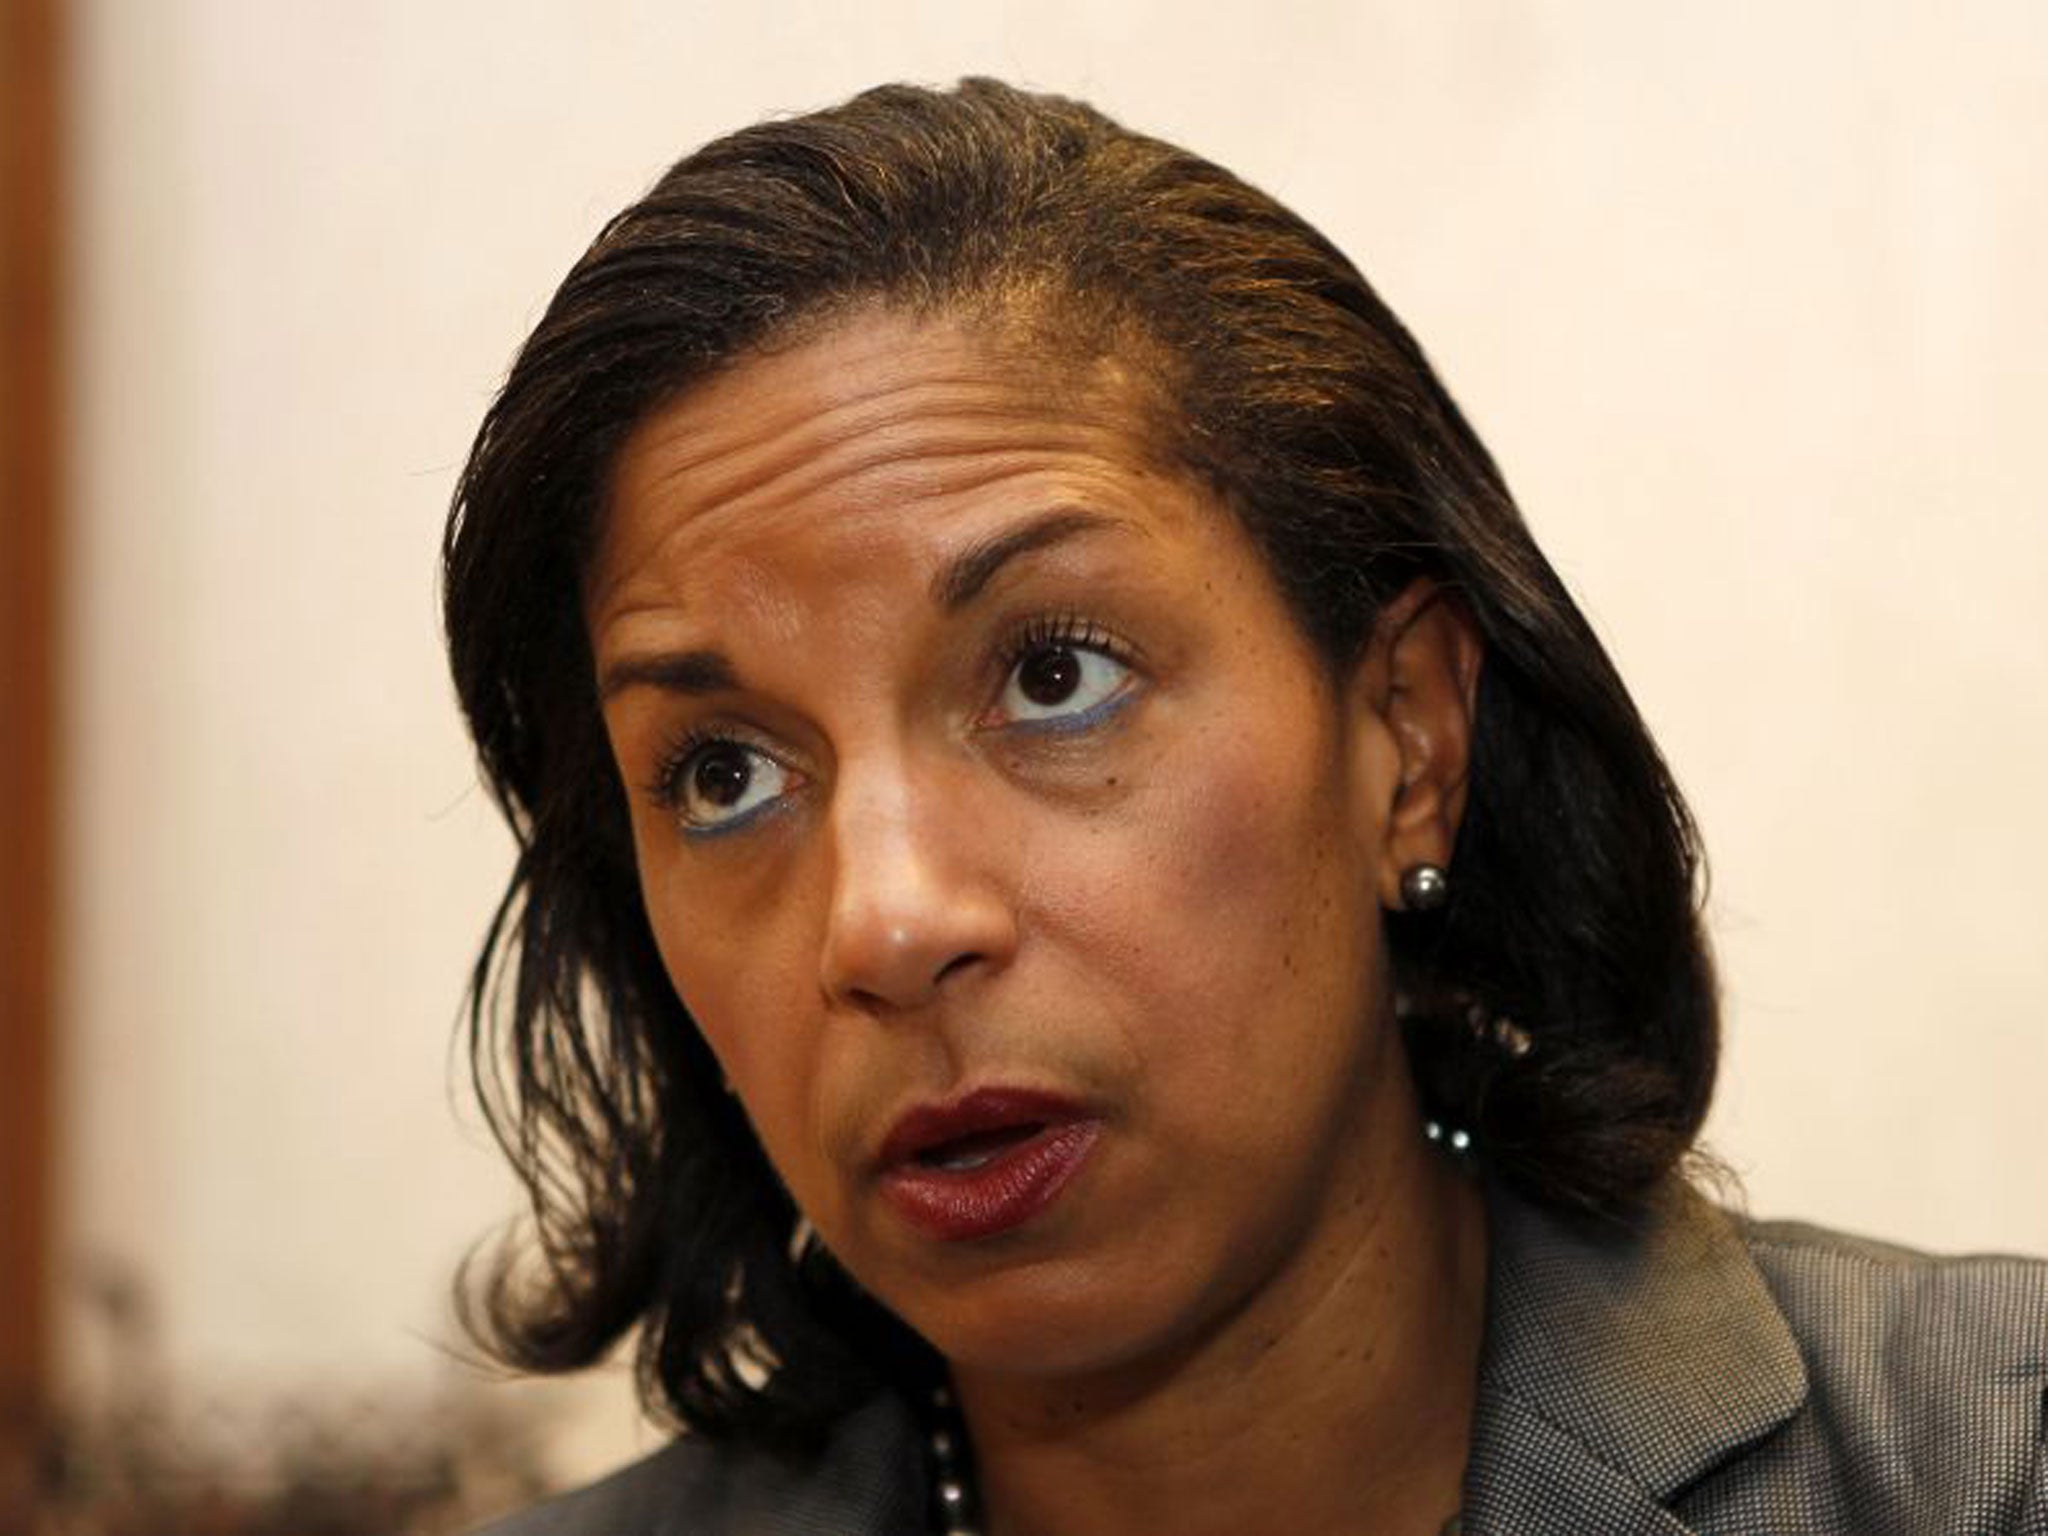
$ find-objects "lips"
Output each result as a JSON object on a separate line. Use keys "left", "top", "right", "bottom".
{"left": 876, "top": 1087, "right": 1103, "bottom": 1242}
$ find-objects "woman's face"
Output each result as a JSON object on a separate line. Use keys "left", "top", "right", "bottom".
{"left": 588, "top": 308, "right": 1462, "bottom": 1382}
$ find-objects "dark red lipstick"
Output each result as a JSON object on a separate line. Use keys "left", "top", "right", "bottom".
{"left": 876, "top": 1087, "right": 1102, "bottom": 1242}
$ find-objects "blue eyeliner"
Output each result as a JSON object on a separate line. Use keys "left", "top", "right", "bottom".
{"left": 998, "top": 682, "right": 1140, "bottom": 739}
{"left": 679, "top": 791, "right": 793, "bottom": 842}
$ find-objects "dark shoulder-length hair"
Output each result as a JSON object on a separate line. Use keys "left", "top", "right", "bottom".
{"left": 444, "top": 78, "right": 1717, "bottom": 1447}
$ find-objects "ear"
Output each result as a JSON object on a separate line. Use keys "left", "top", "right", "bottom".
{"left": 1346, "top": 578, "right": 1484, "bottom": 913}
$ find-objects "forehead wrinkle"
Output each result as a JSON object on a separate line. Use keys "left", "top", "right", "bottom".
{"left": 630, "top": 403, "right": 1122, "bottom": 535}
{"left": 592, "top": 315, "right": 1173, "bottom": 623}
{"left": 650, "top": 428, "right": 1125, "bottom": 533}
{"left": 627, "top": 354, "right": 1036, "bottom": 489}
{"left": 598, "top": 428, "right": 1147, "bottom": 628}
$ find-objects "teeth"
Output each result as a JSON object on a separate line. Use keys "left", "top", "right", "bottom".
{"left": 917, "top": 1122, "right": 1045, "bottom": 1172}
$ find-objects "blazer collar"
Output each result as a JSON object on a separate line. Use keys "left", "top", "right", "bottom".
{"left": 1461, "top": 1182, "right": 1809, "bottom": 1534}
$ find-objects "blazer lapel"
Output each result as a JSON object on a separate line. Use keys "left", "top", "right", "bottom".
{"left": 1461, "top": 1183, "right": 1810, "bottom": 1536}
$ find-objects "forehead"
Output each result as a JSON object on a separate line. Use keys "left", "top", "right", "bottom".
{"left": 586, "top": 309, "right": 1188, "bottom": 627}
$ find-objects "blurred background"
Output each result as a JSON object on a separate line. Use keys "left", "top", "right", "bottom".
{"left": 4, "top": 1, "right": 2044, "bottom": 1529}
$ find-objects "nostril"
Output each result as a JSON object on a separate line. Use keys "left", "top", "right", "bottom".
{"left": 935, "top": 951, "right": 982, "bottom": 985}
{"left": 833, "top": 949, "right": 985, "bottom": 1014}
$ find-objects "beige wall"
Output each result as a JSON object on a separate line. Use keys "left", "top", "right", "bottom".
{"left": 61, "top": 0, "right": 2047, "bottom": 1479}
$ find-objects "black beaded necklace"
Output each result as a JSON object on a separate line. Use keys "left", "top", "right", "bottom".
{"left": 924, "top": 1384, "right": 982, "bottom": 1536}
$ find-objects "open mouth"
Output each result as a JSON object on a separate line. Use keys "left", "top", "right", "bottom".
{"left": 876, "top": 1088, "right": 1103, "bottom": 1242}
{"left": 914, "top": 1121, "right": 1048, "bottom": 1173}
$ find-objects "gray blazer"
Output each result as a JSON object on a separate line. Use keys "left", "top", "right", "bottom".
{"left": 478, "top": 1186, "right": 2048, "bottom": 1534}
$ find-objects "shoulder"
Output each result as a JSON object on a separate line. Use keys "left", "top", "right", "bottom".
{"left": 1740, "top": 1215, "right": 2048, "bottom": 1439}
{"left": 1742, "top": 1213, "right": 2048, "bottom": 1365}
{"left": 471, "top": 1438, "right": 714, "bottom": 1536}
{"left": 466, "top": 1391, "right": 928, "bottom": 1536}
{"left": 1469, "top": 1185, "right": 2048, "bottom": 1534}
{"left": 1693, "top": 1214, "right": 2048, "bottom": 1531}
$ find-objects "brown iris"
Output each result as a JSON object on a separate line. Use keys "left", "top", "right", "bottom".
{"left": 1018, "top": 646, "right": 1082, "bottom": 707}
{"left": 692, "top": 745, "right": 752, "bottom": 807}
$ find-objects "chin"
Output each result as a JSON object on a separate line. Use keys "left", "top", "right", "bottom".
{"left": 887, "top": 1250, "right": 1223, "bottom": 1387}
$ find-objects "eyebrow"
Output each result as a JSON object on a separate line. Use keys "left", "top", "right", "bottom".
{"left": 930, "top": 507, "right": 1131, "bottom": 612}
{"left": 598, "top": 506, "right": 1135, "bottom": 701}
{"left": 597, "top": 647, "right": 739, "bottom": 702}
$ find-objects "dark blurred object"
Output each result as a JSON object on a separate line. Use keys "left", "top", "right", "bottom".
{"left": 23, "top": 1383, "right": 552, "bottom": 1536}
{"left": 5, "top": 1259, "right": 560, "bottom": 1536}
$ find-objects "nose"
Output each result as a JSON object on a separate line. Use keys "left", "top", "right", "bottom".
{"left": 818, "top": 756, "right": 1017, "bottom": 1013}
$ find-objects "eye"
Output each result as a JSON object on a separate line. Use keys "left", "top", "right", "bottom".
{"left": 994, "top": 621, "right": 1136, "bottom": 732}
{"left": 658, "top": 736, "right": 795, "bottom": 836}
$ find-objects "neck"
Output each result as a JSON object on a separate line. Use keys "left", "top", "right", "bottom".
{"left": 951, "top": 1132, "right": 1489, "bottom": 1536}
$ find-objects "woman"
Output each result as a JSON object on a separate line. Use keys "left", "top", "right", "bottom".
{"left": 446, "top": 80, "right": 2046, "bottom": 1535}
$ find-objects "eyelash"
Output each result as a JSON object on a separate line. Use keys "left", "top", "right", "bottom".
{"left": 992, "top": 612, "right": 1134, "bottom": 693}
{"left": 644, "top": 610, "right": 1140, "bottom": 833}
{"left": 647, "top": 724, "right": 784, "bottom": 830}
{"left": 984, "top": 611, "right": 1142, "bottom": 739}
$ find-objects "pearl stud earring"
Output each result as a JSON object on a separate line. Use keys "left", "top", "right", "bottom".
{"left": 1399, "top": 862, "right": 1450, "bottom": 913}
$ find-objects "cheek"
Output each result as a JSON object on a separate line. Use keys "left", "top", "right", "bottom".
{"left": 636, "top": 855, "right": 831, "bottom": 1166}
{"left": 1040, "top": 707, "right": 1382, "bottom": 1109}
